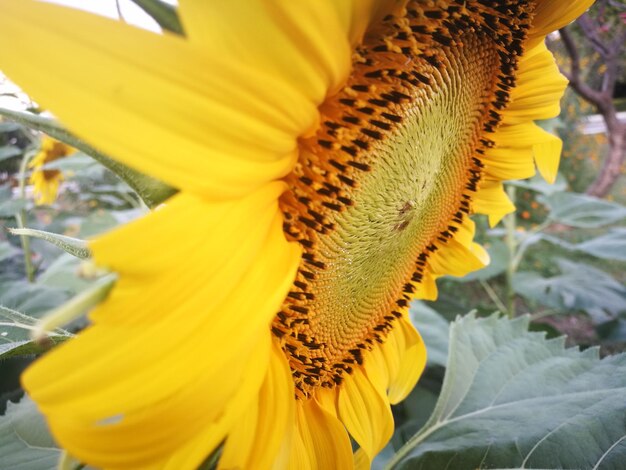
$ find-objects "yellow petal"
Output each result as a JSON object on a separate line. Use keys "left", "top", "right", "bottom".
{"left": 22, "top": 183, "right": 301, "bottom": 469}
{"left": 380, "top": 325, "right": 401, "bottom": 384}
{"left": 354, "top": 448, "right": 371, "bottom": 470}
{"left": 503, "top": 42, "right": 568, "bottom": 125}
{"left": 429, "top": 238, "right": 489, "bottom": 278}
{"left": 293, "top": 394, "right": 353, "bottom": 469}
{"left": 527, "top": 0, "right": 595, "bottom": 48}
{"left": 364, "top": 344, "right": 391, "bottom": 395}
{"left": 286, "top": 424, "right": 314, "bottom": 470}
{"left": 482, "top": 146, "right": 536, "bottom": 181}
{"left": 178, "top": 1, "right": 351, "bottom": 100}
{"left": 338, "top": 366, "right": 394, "bottom": 463}
{"left": 0, "top": 0, "right": 321, "bottom": 198}
{"left": 532, "top": 125, "right": 563, "bottom": 184}
{"left": 386, "top": 318, "right": 427, "bottom": 404}
{"left": 416, "top": 271, "right": 439, "bottom": 301}
{"left": 473, "top": 180, "right": 516, "bottom": 227}
{"left": 177, "top": 1, "right": 407, "bottom": 98}
{"left": 163, "top": 335, "right": 272, "bottom": 470}
{"left": 219, "top": 341, "right": 294, "bottom": 470}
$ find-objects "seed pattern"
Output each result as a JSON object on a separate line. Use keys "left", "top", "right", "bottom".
{"left": 275, "top": 0, "right": 533, "bottom": 399}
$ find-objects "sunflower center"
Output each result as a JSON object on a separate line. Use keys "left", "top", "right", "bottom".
{"left": 275, "top": 1, "right": 532, "bottom": 399}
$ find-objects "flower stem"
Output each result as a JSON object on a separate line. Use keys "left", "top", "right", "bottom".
{"left": 16, "top": 150, "right": 35, "bottom": 282}
{"left": 32, "top": 273, "right": 116, "bottom": 342}
{"left": 479, "top": 279, "right": 507, "bottom": 314}
{"left": 503, "top": 184, "right": 517, "bottom": 318}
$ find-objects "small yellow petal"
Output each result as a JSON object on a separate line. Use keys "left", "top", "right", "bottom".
{"left": 527, "top": 0, "right": 595, "bottom": 48}
{"left": 473, "top": 180, "right": 516, "bottom": 227}
{"left": 482, "top": 146, "right": 536, "bottom": 181}
{"left": 503, "top": 42, "right": 568, "bottom": 125}
{"left": 429, "top": 238, "right": 489, "bottom": 278}
{"left": 387, "top": 318, "right": 427, "bottom": 404}
{"left": 532, "top": 125, "right": 563, "bottom": 184}
{"left": 338, "top": 366, "right": 393, "bottom": 463}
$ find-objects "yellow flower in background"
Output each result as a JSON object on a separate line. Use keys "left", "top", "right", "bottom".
{"left": 0, "top": 0, "right": 592, "bottom": 468}
{"left": 29, "top": 135, "right": 73, "bottom": 205}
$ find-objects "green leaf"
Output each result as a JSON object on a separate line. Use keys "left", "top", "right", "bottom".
{"left": 0, "top": 397, "right": 60, "bottom": 469}
{"left": 37, "top": 254, "right": 96, "bottom": 295}
{"left": 0, "top": 337, "right": 69, "bottom": 360}
{"left": 0, "top": 303, "right": 70, "bottom": 343}
{"left": 78, "top": 209, "right": 143, "bottom": 238}
{"left": 569, "top": 228, "right": 626, "bottom": 262}
{"left": 8, "top": 228, "right": 90, "bottom": 260}
{"left": 41, "top": 153, "right": 95, "bottom": 173}
{"left": 0, "top": 108, "right": 177, "bottom": 208}
{"left": 0, "top": 241, "right": 18, "bottom": 262}
{"left": 542, "top": 192, "right": 626, "bottom": 228}
{"left": 539, "top": 229, "right": 626, "bottom": 262}
{"left": 509, "top": 174, "right": 568, "bottom": 195}
{"left": 0, "top": 282, "right": 69, "bottom": 319}
{"left": 387, "top": 313, "right": 626, "bottom": 470}
{"left": 513, "top": 259, "right": 626, "bottom": 318}
{"left": 409, "top": 301, "right": 449, "bottom": 367}
{"left": 129, "top": 0, "right": 184, "bottom": 35}
{"left": 0, "top": 197, "right": 27, "bottom": 217}
{"left": 0, "top": 121, "right": 21, "bottom": 132}
{"left": 0, "top": 145, "right": 21, "bottom": 161}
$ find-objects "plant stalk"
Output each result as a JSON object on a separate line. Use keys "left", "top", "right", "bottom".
{"left": 16, "top": 150, "right": 35, "bottom": 282}
{"left": 503, "top": 185, "right": 518, "bottom": 318}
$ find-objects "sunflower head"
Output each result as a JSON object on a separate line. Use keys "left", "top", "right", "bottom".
{"left": 29, "top": 135, "right": 74, "bottom": 205}
{"left": 0, "top": 0, "right": 594, "bottom": 468}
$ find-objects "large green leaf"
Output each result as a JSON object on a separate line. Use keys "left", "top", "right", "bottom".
{"left": 542, "top": 192, "right": 626, "bottom": 228}
{"left": 388, "top": 313, "right": 626, "bottom": 470}
{"left": 540, "top": 228, "right": 626, "bottom": 262}
{"left": 513, "top": 259, "right": 626, "bottom": 318}
{"left": 0, "top": 397, "right": 60, "bottom": 470}
{"left": 574, "top": 228, "right": 626, "bottom": 261}
{"left": 409, "top": 301, "right": 449, "bottom": 367}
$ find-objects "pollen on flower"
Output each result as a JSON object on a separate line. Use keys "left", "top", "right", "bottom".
{"left": 274, "top": 0, "right": 533, "bottom": 399}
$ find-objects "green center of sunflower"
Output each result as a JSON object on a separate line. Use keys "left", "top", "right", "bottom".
{"left": 275, "top": 0, "right": 532, "bottom": 399}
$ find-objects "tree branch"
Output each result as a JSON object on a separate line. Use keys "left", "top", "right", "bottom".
{"left": 558, "top": 27, "right": 607, "bottom": 109}
{"left": 577, "top": 13, "right": 609, "bottom": 56}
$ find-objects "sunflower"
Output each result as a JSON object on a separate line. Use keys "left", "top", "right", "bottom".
{"left": 0, "top": 0, "right": 591, "bottom": 468}
{"left": 29, "top": 135, "right": 73, "bottom": 205}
